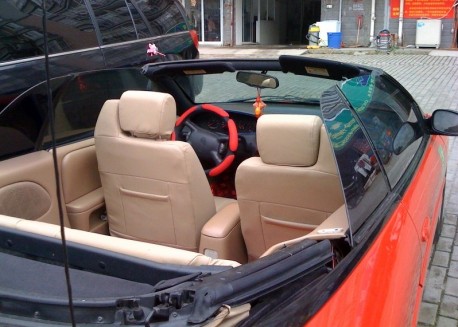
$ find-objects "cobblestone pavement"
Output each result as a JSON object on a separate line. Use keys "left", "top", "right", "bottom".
{"left": 200, "top": 46, "right": 458, "bottom": 326}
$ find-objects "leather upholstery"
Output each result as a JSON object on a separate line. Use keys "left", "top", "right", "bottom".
{"left": 0, "top": 151, "right": 70, "bottom": 226}
{"left": 0, "top": 214, "right": 240, "bottom": 267}
{"left": 95, "top": 91, "right": 218, "bottom": 252}
{"left": 235, "top": 114, "right": 344, "bottom": 261}
{"left": 261, "top": 204, "right": 348, "bottom": 257}
{"left": 200, "top": 202, "right": 247, "bottom": 263}
{"left": 256, "top": 113, "right": 322, "bottom": 166}
{"left": 118, "top": 90, "right": 176, "bottom": 139}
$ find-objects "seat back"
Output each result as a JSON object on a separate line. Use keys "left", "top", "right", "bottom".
{"left": 94, "top": 91, "right": 216, "bottom": 252}
{"left": 235, "top": 114, "right": 344, "bottom": 260}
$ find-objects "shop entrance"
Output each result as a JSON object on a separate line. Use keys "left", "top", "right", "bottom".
{"left": 242, "top": 0, "right": 275, "bottom": 43}
{"left": 242, "top": 0, "right": 257, "bottom": 43}
{"left": 236, "top": 0, "right": 320, "bottom": 45}
{"left": 189, "top": 0, "right": 222, "bottom": 43}
{"left": 285, "top": 0, "right": 321, "bottom": 45}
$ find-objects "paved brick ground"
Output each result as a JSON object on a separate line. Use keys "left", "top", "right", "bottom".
{"left": 200, "top": 46, "right": 458, "bottom": 326}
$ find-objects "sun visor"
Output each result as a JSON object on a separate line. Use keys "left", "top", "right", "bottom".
{"left": 142, "top": 60, "right": 237, "bottom": 77}
{"left": 279, "top": 55, "right": 371, "bottom": 81}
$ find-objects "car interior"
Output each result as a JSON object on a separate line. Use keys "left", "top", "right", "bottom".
{"left": 0, "top": 58, "right": 352, "bottom": 271}
{"left": 0, "top": 112, "right": 347, "bottom": 268}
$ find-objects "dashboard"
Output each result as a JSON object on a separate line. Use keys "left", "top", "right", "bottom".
{"left": 192, "top": 110, "right": 257, "bottom": 134}
{"left": 182, "top": 103, "right": 322, "bottom": 160}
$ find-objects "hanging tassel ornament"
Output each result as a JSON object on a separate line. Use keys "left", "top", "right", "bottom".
{"left": 253, "top": 89, "right": 266, "bottom": 118}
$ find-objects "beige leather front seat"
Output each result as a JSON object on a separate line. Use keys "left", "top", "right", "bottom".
{"left": 235, "top": 114, "right": 344, "bottom": 261}
{"left": 94, "top": 91, "right": 235, "bottom": 252}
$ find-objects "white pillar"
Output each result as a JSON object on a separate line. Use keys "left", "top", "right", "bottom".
{"left": 369, "top": 0, "right": 376, "bottom": 45}
{"left": 398, "top": 0, "right": 404, "bottom": 46}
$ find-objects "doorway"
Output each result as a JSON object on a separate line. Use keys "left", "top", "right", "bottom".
{"left": 242, "top": 0, "right": 257, "bottom": 43}
{"left": 285, "top": 0, "right": 321, "bottom": 45}
{"left": 189, "top": 0, "right": 222, "bottom": 43}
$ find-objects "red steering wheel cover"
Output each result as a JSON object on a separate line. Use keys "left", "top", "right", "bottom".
{"left": 174, "top": 104, "right": 238, "bottom": 176}
{"left": 175, "top": 105, "right": 198, "bottom": 127}
{"left": 227, "top": 119, "right": 238, "bottom": 152}
{"left": 209, "top": 155, "right": 235, "bottom": 177}
{"left": 200, "top": 103, "right": 229, "bottom": 118}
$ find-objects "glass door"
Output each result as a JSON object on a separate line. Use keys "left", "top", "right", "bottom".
{"left": 189, "top": 1, "right": 202, "bottom": 41}
{"left": 188, "top": 0, "right": 221, "bottom": 42}
{"left": 242, "top": 0, "right": 257, "bottom": 43}
{"left": 203, "top": 0, "right": 220, "bottom": 42}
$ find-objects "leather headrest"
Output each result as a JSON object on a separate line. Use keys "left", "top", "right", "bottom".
{"left": 257, "top": 114, "right": 323, "bottom": 166}
{"left": 118, "top": 91, "right": 176, "bottom": 139}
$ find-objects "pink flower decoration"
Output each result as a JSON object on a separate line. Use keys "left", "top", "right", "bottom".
{"left": 147, "top": 43, "right": 165, "bottom": 57}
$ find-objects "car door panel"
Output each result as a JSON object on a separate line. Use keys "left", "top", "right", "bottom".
{"left": 307, "top": 203, "right": 422, "bottom": 326}
{"left": 0, "top": 137, "right": 106, "bottom": 234}
{"left": 401, "top": 136, "right": 446, "bottom": 240}
{"left": 57, "top": 139, "right": 107, "bottom": 234}
{"left": 400, "top": 136, "right": 447, "bottom": 288}
{"left": 0, "top": 150, "right": 70, "bottom": 226}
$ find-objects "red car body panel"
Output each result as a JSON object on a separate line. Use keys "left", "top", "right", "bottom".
{"left": 306, "top": 135, "right": 448, "bottom": 327}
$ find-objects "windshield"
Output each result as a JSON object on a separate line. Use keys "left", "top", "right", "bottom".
{"left": 184, "top": 71, "right": 339, "bottom": 104}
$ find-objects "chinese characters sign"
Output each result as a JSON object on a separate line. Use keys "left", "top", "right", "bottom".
{"left": 391, "top": 0, "right": 455, "bottom": 19}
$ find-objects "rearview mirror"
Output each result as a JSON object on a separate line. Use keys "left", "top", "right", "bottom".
{"left": 236, "top": 71, "right": 279, "bottom": 89}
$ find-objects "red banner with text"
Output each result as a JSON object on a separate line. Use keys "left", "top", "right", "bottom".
{"left": 390, "top": 0, "right": 455, "bottom": 19}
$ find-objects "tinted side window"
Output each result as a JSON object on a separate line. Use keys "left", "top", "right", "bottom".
{"left": 0, "top": 69, "right": 148, "bottom": 161}
{"left": 321, "top": 87, "right": 390, "bottom": 233}
{"left": 340, "top": 73, "right": 423, "bottom": 187}
{"left": 126, "top": 0, "right": 151, "bottom": 39}
{"left": 0, "top": 0, "right": 97, "bottom": 61}
{"left": 43, "top": 69, "right": 148, "bottom": 146}
{"left": 135, "top": 0, "right": 188, "bottom": 36}
{"left": 0, "top": 80, "right": 51, "bottom": 160}
{"left": 89, "top": 0, "right": 138, "bottom": 45}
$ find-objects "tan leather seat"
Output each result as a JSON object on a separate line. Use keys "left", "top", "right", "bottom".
{"left": 235, "top": 114, "right": 344, "bottom": 261}
{"left": 94, "top": 90, "right": 234, "bottom": 252}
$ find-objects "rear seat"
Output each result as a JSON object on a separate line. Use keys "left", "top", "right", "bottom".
{"left": 0, "top": 214, "right": 240, "bottom": 267}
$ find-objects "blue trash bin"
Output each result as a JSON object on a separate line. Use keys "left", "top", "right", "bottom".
{"left": 328, "top": 32, "right": 342, "bottom": 49}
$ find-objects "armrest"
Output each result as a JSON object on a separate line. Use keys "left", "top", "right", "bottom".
{"left": 66, "top": 188, "right": 107, "bottom": 233}
{"left": 199, "top": 202, "right": 247, "bottom": 264}
{"left": 201, "top": 202, "right": 240, "bottom": 238}
{"left": 66, "top": 188, "right": 104, "bottom": 213}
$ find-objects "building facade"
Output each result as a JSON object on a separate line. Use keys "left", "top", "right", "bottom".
{"left": 180, "top": 0, "right": 457, "bottom": 49}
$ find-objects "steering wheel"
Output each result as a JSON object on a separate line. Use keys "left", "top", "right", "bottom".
{"left": 172, "top": 104, "right": 238, "bottom": 177}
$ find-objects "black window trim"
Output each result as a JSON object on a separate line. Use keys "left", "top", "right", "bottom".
{"left": 83, "top": 0, "right": 105, "bottom": 49}
{"left": 127, "top": 0, "right": 155, "bottom": 37}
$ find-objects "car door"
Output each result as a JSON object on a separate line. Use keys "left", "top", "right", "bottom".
{"left": 309, "top": 77, "right": 425, "bottom": 325}
{"left": 86, "top": 0, "right": 197, "bottom": 69}
{"left": 341, "top": 72, "right": 445, "bottom": 285}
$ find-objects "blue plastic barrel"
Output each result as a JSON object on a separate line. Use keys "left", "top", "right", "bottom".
{"left": 328, "top": 32, "right": 342, "bottom": 49}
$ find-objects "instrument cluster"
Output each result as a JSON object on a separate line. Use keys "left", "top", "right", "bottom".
{"left": 193, "top": 111, "right": 257, "bottom": 134}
